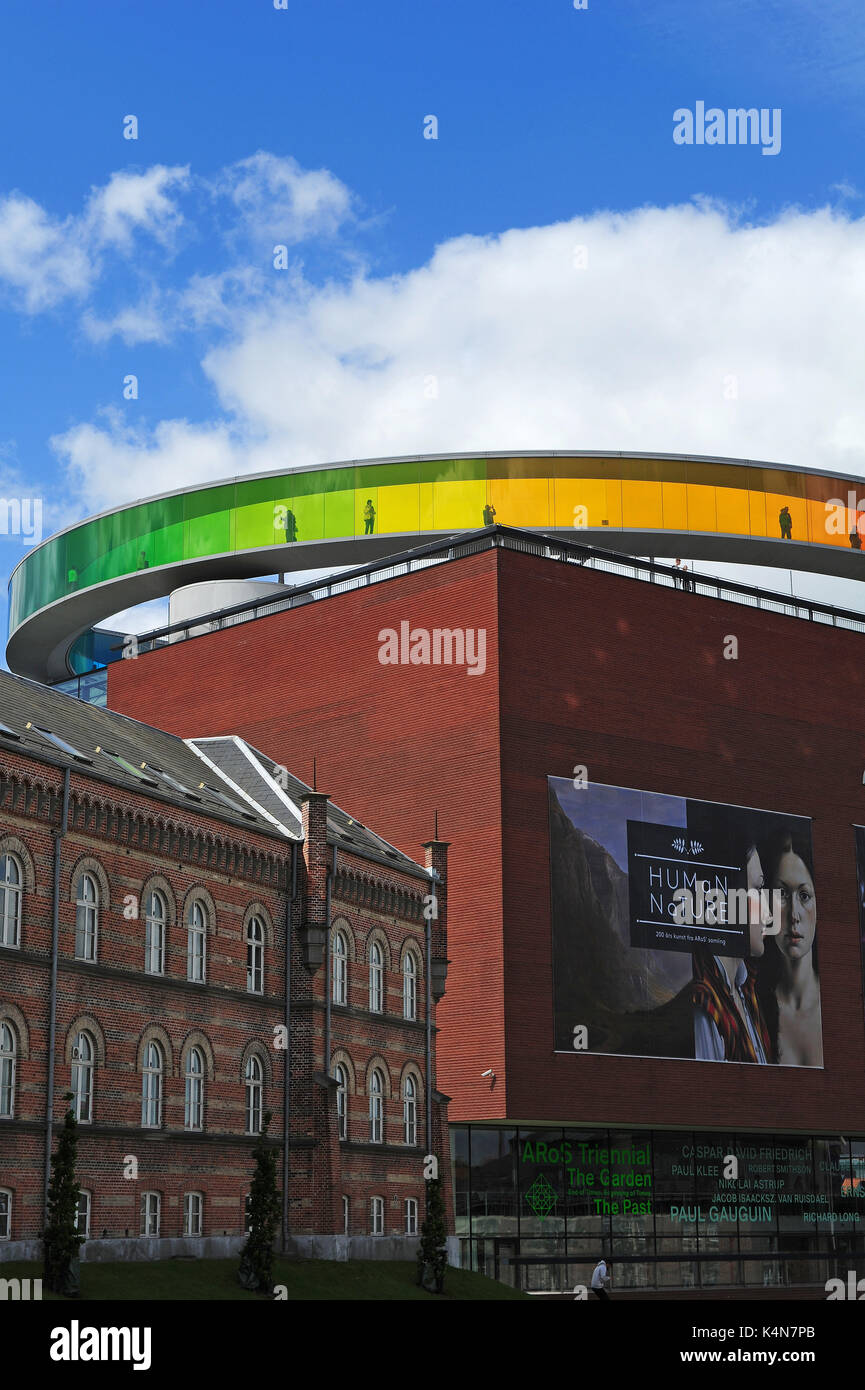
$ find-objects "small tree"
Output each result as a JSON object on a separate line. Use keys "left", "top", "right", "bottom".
{"left": 43, "top": 1094, "right": 84, "bottom": 1296}
{"left": 417, "top": 1174, "right": 447, "bottom": 1294}
{"left": 238, "top": 1111, "right": 281, "bottom": 1295}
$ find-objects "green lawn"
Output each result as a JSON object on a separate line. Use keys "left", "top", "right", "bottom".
{"left": 0, "top": 1258, "right": 528, "bottom": 1301}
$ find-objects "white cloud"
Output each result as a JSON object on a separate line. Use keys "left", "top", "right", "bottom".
{"left": 216, "top": 151, "right": 353, "bottom": 245}
{"left": 83, "top": 166, "right": 189, "bottom": 251}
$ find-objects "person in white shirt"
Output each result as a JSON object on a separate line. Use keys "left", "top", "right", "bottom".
{"left": 590, "top": 1257, "right": 611, "bottom": 1300}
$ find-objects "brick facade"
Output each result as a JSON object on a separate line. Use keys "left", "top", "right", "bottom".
{"left": 0, "top": 742, "right": 451, "bottom": 1254}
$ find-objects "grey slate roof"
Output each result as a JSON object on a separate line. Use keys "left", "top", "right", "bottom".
{"left": 0, "top": 671, "right": 429, "bottom": 878}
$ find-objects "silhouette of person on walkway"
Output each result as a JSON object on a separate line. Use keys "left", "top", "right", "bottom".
{"left": 283, "top": 509, "right": 298, "bottom": 543}
{"left": 482, "top": 503, "right": 497, "bottom": 526}
{"left": 779, "top": 505, "right": 793, "bottom": 539}
{"left": 364, "top": 499, "right": 376, "bottom": 535}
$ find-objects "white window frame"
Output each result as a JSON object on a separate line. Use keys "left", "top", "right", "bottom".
{"left": 403, "top": 952, "right": 417, "bottom": 1021}
{"left": 183, "top": 1191, "right": 203, "bottom": 1237}
{"left": 332, "top": 930, "right": 347, "bottom": 1005}
{"left": 342, "top": 1195, "right": 350, "bottom": 1235}
{"left": 369, "top": 1068, "right": 383, "bottom": 1143}
{"left": 369, "top": 941, "right": 383, "bottom": 1013}
{"left": 71, "top": 1030, "right": 94, "bottom": 1124}
{"left": 371, "top": 1195, "right": 384, "bottom": 1235}
{"left": 141, "top": 1041, "right": 163, "bottom": 1128}
{"left": 74, "top": 871, "right": 99, "bottom": 961}
{"left": 0, "top": 854, "right": 22, "bottom": 949}
{"left": 140, "top": 1190, "right": 160, "bottom": 1237}
{"left": 145, "top": 891, "right": 166, "bottom": 975}
{"left": 405, "top": 1197, "right": 419, "bottom": 1235}
{"left": 184, "top": 1047, "right": 204, "bottom": 1131}
{"left": 335, "top": 1063, "right": 348, "bottom": 1140}
{"left": 75, "top": 1189, "right": 92, "bottom": 1238}
{"left": 403, "top": 1074, "right": 417, "bottom": 1146}
{"left": 245, "top": 1054, "right": 263, "bottom": 1134}
{"left": 187, "top": 899, "right": 207, "bottom": 983}
{"left": 0, "top": 1188, "right": 11, "bottom": 1239}
{"left": 246, "top": 917, "right": 264, "bottom": 995}
{"left": 0, "top": 1022, "right": 16, "bottom": 1118}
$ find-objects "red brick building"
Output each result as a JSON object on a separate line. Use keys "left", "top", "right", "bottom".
{"left": 101, "top": 526, "right": 865, "bottom": 1292}
{"left": 0, "top": 672, "right": 450, "bottom": 1262}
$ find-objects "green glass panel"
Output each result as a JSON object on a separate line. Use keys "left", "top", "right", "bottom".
{"left": 183, "top": 486, "right": 235, "bottom": 559}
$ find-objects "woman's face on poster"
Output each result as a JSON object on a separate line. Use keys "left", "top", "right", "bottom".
{"left": 774, "top": 850, "right": 817, "bottom": 962}
{"left": 746, "top": 848, "right": 769, "bottom": 956}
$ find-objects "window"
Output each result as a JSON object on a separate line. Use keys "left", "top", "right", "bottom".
{"left": 0, "top": 1022, "right": 16, "bottom": 1117}
{"left": 140, "top": 1191, "right": 160, "bottom": 1237}
{"left": 74, "top": 872, "right": 98, "bottom": 961}
{"left": 403, "top": 952, "right": 417, "bottom": 1021}
{"left": 0, "top": 1189, "right": 10, "bottom": 1239}
{"left": 342, "top": 1195, "right": 350, "bottom": 1235}
{"left": 75, "top": 1189, "right": 91, "bottom": 1238}
{"left": 183, "top": 1192, "right": 203, "bottom": 1237}
{"left": 371, "top": 1195, "right": 384, "bottom": 1235}
{"left": 369, "top": 1067, "right": 384, "bottom": 1143}
{"left": 369, "top": 941, "right": 383, "bottom": 1013}
{"left": 145, "top": 891, "right": 166, "bottom": 975}
{"left": 332, "top": 930, "right": 347, "bottom": 1005}
{"left": 0, "top": 854, "right": 22, "bottom": 948}
{"left": 335, "top": 1063, "right": 348, "bottom": 1140}
{"left": 184, "top": 1047, "right": 204, "bottom": 1130}
{"left": 245, "top": 1054, "right": 263, "bottom": 1134}
{"left": 405, "top": 1197, "right": 419, "bottom": 1235}
{"left": 187, "top": 899, "right": 207, "bottom": 982}
{"left": 71, "top": 1030, "right": 94, "bottom": 1123}
{"left": 141, "top": 1041, "right": 164, "bottom": 1128}
{"left": 403, "top": 1074, "right": 417, "bottom": 1146}
{"left": 246, "top": 917, "right": 264, "bottom": 994}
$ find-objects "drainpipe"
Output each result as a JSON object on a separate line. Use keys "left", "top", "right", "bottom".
{"left": 324, "top": 844, "right": 336, "bottom": 1076}
{"left": 44, "top": 767, "right": 70, "bottom": 1219}
{"left": 281, "top": 842, "right": 298, "bottom": 1253}
{"left": 425, "top": 877, "right": 434, "bottom": 1157}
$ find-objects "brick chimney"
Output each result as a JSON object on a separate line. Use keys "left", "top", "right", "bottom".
{"left": 422, "top": 838, "right": 449, "bottom": 1000}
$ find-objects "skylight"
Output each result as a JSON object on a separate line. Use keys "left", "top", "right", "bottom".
{"left": 27, "top": 724, "right": 92, "bottom": 763}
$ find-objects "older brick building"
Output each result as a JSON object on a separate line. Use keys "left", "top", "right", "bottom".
{"left": 0, "top": 671, "right": 450, "bottom": 1261}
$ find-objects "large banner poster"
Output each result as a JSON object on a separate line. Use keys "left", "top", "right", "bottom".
{"left": 550, "top": 778, "right": 822, "bottom": 1066}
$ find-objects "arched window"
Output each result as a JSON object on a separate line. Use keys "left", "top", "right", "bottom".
{"left": 141, "top": 1041, "right": 164, "bottom": 1127}
{"left": 332, "top": 930, "right": 348, "bottom": 1005}
{"left": 403, "top": 1074, "right": 417, "bottom": 1146}
{"left": 371, "top": 1195, "right": 384, "bottom": 1235}
{"left": 0, "top": 854, "right": 22, "bottom": 948}
{"left": 369, "top": 941, "right": 383, "bottom": 1013}
{"left": 369, "top": 1067, "right": 384, "bottom": 1143}
{"left": 246, "top": 917, "right": 264, "bottom": 994}
{"left": 0, "top": 1189, "right": 11, "bottom": 1239}
{"left": 140, "top": 1191, "right": 160, "bottom": 1236}
{"left": 75, "top": 1189, "right": 92, "bottom": 1238}
{"left": 183, "top": 1192, "right": 203, "bottom": 1237}
{"left": 245, "top": 1054, "right": 263, "bottom": 1134}
{"left": 403, "top": 952, "right": 417, "bottom": 1021}
{"left": 187, "top": 900, "right": 207, "bottom": 983}
{"left": 184, "top": 1047, "right": 204, "bottom": 1130}
{"left": 71, "top": 1030, "right": 94, "bottom": 1123}
{"left": 74, "top": 872, "right": 99, "bottom": 961}
{"left": 0, "top": 1023, "right": 16, "bottom": 1117}
{"left": 405, "top": 1197, "right": 419, "bottom": 1235}
{"left": 335, "top": 1063, "right": 348, "bottom": 1140}
{"left": 145, "top": 891, "right": 166, "bottom": 975}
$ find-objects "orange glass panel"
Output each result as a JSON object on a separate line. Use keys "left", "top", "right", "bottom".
{"left": 714, "top": 485, "right": 750, "bottom": 537}
{"left": 488, "top": 477, "right": 551, "bottom": 528}
{"left": 686, "top": 485, "right": 717, "bottom": 533}
{"left": 661, "top": 482, "right": 688, "bottom": 531}
{"left": 553, "top": 477, "right": 607, "bottom": 530}
{"left": 748, "top": 489, "right": 768, "bottom": 537}
{"left": 765, "top": 492, "right": 807, "bottom": 544}
{"left": 601, "top": 480, "right": 623, "bottom": 529}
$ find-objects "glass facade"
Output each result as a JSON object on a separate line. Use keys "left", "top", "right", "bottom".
{"left": 449, "top": 1124, "right": 865, "bottom": 1293}
{"left": 10, "top": 454, "right": 865, "bottom": 637}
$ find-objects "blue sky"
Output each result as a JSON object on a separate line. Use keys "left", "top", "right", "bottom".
{"left": 2, "top": 0, "right": 865, "bottom": 648}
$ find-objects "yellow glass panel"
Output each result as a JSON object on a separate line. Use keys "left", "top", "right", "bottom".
{"left": 432, "top": 479, "right": 485, "bottom": 530}
{"left": 686, "top": 485, "right": 717, "bottom": 533}
{"left": 621, "top": 480, "right": 663, "bottom": 530}
{"left": 601, "top": 480, "right": 622, "bottom": 529}
{"left": 376, "top": 483, "right": 420, "bottom": 536}
{"left": 488, "top": 477, "right": 551, "bottom": 529}
{"left": 553, "top": 477, "right": 607, "bottom": 530}
{"left": 714, "top": 485, "right": 750, "bottom": 537}
{"left": 661, "top": 482, "right": 688, "bottom": 531}
{"left": 419, "top": 482, "right": 435, "bottom": 532}
{"left": 748, "top": 489, "right": 768, "bottom": 537}
{"left": 765, "top": 492, "right": 806, "bottom": 543}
